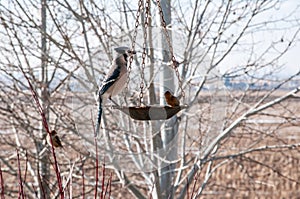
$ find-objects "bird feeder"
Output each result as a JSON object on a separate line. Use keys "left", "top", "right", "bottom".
{"left": 114, "top": 105, "right": 186, "bottom": 121}
{"left": 114, "top": 0, "right": 186, "bottom": 120}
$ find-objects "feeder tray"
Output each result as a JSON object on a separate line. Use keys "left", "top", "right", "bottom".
{"left": 113, "top": 105, "right": 187, "bottom": 120}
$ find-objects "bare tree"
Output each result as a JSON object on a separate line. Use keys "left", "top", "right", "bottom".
{"left": 0, "top": 0, "right": 299, "bottom": 198}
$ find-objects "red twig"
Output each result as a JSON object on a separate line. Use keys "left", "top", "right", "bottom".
{"left": 23, "top": 151, "right": 28, "bottom": 185}
{"left": 104, "top": 172, "right": 112, "bottom": 198}
{"left": 94, "top": 137, "right": 99, "bottom": 199}
{"left": 108, "top": 172, "right": 112, "bottom": 199}
{"left": 186, "top": 178, "right": 189, "bottom": 199}
{"left": 190, "top": 170, "right": 200, "bottom": 199}
{"left": 100, "top": 162, "right": 106, "bottom": 199}
{"left": 18, "top": 66, "right": 64, "bottom": 198}
{"left": 16, "top": 149, "right": 25, "bottom": 199}
{"left": 91, "top": 110, "right": 99, "bottom": 199}
{"left": 0, "top": 163, "right": 4, "bottom": 199}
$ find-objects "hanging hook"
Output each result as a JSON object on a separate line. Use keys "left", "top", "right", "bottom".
{"left": 139, "top": 0, "right": 151, "bottom": 106}
{"left": 125, "top": 0, "right": 143, "bottom": 99}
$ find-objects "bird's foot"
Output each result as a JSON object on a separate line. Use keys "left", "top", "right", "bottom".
{"left": 109, "top": 97, "right": 119, "bottom": 107}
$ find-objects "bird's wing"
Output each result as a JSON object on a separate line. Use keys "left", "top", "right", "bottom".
{"left": 54, "top": 136, "right": 63, "bottom": 147}
{"left": 99, "top": 64, "right": 121, "bottom": 95}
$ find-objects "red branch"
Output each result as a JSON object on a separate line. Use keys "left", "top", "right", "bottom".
{"left": 108, "top": 173, "right": 112, "bottom": 199}
{"left": 190, "top": 170, "right": 200, "bottom": 199}
{"left": 100, "top": 161, "right": 106, "bottom": 199}
{"left": 18, "top": 66, "right": 63, "bottom": 198}
{"left": 104, "top": 172, "right": 112, "bottom": 198}
{"left": 0, "top": 163, "right": 4, "bottom": 199}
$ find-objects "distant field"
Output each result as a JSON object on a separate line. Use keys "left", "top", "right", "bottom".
{"left": 0, "top": 90, "right": 299, "bottom": 198}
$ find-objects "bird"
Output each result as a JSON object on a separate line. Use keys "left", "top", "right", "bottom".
{"left": 95, "top": 46, "right": 136, "bottom": 136}
{"left": 46, "top": 130, "right": 63, "bottom": 148}
{"left": 164, "top": 91, "right": 180, "bottom": 107}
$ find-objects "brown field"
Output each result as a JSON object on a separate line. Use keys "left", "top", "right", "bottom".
{"left": 200, "top": 131, "right": 300, "bottom": 198}
{"left": 0, "top": 90, "right": 299, "bottom": 198}
{"left": 194, "top": 91, "right": 300, "bottom": 198}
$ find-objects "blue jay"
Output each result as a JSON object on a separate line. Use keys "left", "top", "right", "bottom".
{"left": 95, "top": 46, "right": 136, "bottom": 136}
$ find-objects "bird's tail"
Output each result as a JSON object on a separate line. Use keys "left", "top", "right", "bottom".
{"left": 95, "top": 96, "right": 102, "bottom": 137}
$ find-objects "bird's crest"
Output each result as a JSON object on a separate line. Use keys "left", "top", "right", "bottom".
{"left": 114, "top": 46, "right": 130, "bottom": 54}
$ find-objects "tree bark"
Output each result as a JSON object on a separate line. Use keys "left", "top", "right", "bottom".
{"left": 159, "top": 0, "right": 177, "bottom": 198}
{"left": 38, "top": 0, "right": 50, "bottom": 197}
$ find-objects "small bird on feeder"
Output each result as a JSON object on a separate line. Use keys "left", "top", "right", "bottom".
{"left": 164, "top": 91, "right": 180, "bottom": 107}
{"left": 95, "top": 46, "right": 136, "bottom": 137}
{"left": 46, "top": 130, "right": 63, "bottom": 148}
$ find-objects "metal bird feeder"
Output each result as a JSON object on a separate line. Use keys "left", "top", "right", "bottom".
{"left": 114, "top": 106, "right": 185, "bottom": 121}
{"left": 115, "top": 0, "right": 186, "bottom": 120}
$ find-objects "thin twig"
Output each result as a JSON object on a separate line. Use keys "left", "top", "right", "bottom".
{"left": 103, "top": 172, "right": 112, "bottom": 198}
{"left": 0, "top": 163, "right": 4, "bottom": 199}
{"left": 186, "top": 178, "right": 189, "bottom": 199}
{"left": 94, "top": 137, "right": 99, "bottom": 199}
{"left": 100, "top": 162, "right": 106, "bottom": 199}
{"left": 37, "top": 167, "right": 46, "bottom": 199}
{"left": 190, "top": 168, "right": 200, "bottom": 199}
{"left": 23, "top": 151, "right": 28, "bottom": 187}
{"left": 16, "top": 149, "right": 25, "bottom": 199}
{"left": 91, "top": 110, "right": 99, "bottom": 199}
{"left": 108, "top": 172, "right": 112, "bottom": 199}
{"left": 81, "top": 156, "right": 85, "bottom": 199}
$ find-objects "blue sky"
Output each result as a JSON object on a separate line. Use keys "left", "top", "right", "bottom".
{"left": 0, "top": 0, "right": 299, "bottom": 79}
{"left": 219, "top": 0, "right": 300, "bottom": 78}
